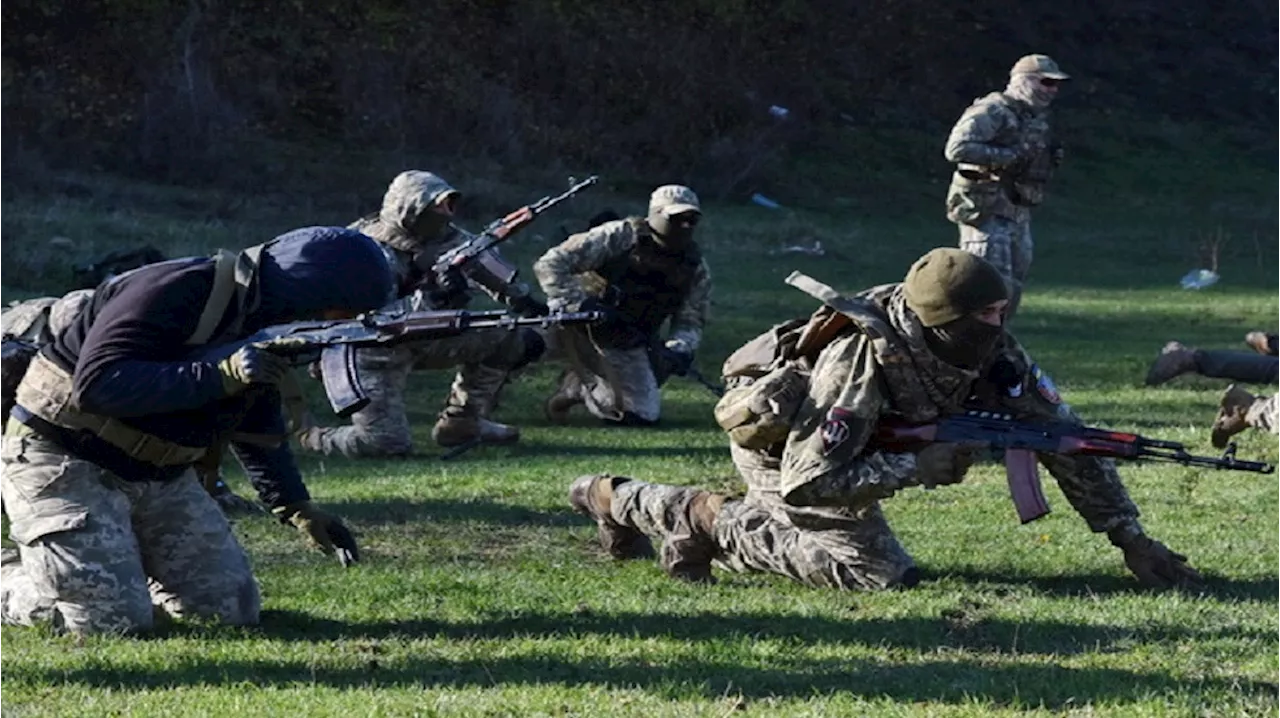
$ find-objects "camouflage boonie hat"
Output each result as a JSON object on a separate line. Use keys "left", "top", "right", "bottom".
{"left": 648, "top": 185, "right": 701, "bottom": 217}
{"left": 1010, "top": 54, "right": 1070, "bottom": 80}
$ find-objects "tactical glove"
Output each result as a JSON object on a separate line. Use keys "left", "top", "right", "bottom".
{"left": 914, "top": 442, "right": 975, "bottom": 489}
{"left": 273, "top": 501, "right": 360, "bottom": 567}
{"left": 217, "top": 342, "right": 293, "bottom": 395}
{"left": 658, "top": 346, "right": 695, "bottom": 378}
{"left": 1114, "top": 533, "right": 1203, "bottom": 589}
{"left": 428, "top": 265, "right": 469, "bottom": 307}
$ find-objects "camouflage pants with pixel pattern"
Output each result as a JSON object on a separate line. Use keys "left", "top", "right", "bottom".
{"left": 1, "top": 431, "right": 260, "bottom": 635}
{"left": 958, "top": 209, "right": 1033, "bottom": 318}
{"left": 609, "top": 479, "right": 916, "bottom": 590}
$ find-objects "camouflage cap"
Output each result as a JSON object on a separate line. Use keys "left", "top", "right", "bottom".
{"left": 1010, "top": 54, "right": 1070, "bottom": 80}
{"left": 381, "top": 170, "right": 461, "bottom": 227}
{"left": 648, "top": 185, "right": 701, "bottom": 217}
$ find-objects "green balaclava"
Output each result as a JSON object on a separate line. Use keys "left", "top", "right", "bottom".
{"left": 902, "top": 248, "right": 1009, "bottom": 368}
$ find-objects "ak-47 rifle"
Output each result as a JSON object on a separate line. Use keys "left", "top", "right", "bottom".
{"left": 432, "top": 175, "right": 599, "bottom": 296}
{"left": 874, "top": 409, "right": 1275, "bottom": 524}
{"left": 200, "top": 308, "right": 604, "bottom": 418}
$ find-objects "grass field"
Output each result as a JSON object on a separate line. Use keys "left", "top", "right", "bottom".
{"left": 1, "top": 127, "right": 1277, "bottom": 716}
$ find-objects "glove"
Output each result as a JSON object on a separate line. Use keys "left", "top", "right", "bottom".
{"left": 428, "top": 265, "right": 469, "bottom": 306}
{"left": 914, "top": 442, "right": 975, "bottom": 489}
{"left": 273, "top": 501, "right": 360, "bottom": 567}
{"left": 217, "top": 342, "right": 293, "bottom": 395}
{"left": 1116, "top": 534, "right": 1203, "bottom": 589}
{"left": 658, "top": 346, "right": 695, "bottom": 377}
{"left": 508, "top": 293, "right": 549, "bottom": 318}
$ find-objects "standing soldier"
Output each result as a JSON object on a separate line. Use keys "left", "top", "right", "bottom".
{"left": 944, "top": 54, "right": 1069, "bottom": 318}
{"left": 295, "top": 171, "right": 547, "bottom": 457}
{"left": 568, "top": 248, "right": 1201, "bottom": 591}
{"left": 534, "top": 185, "right": 711, "bottom": 426}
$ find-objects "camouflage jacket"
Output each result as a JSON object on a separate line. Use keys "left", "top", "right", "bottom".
{"left": 728, "top": 283, "right": 1141, "bottom": 536}
{"left": 943, "top": 92, "right": 1056, "bottom": 224}
{"left": 533, "top": 218, "right": 711, "bottom": 353}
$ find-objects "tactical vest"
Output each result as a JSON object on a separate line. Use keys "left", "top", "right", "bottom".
{"left": 585, "top": 219, "right": 702, "bottom": 349}
{"left": 10, "top": 246, "right": 265, "bottom": 469}
{"left": 946, "top": 92, "right": 1055, "bottom": 224}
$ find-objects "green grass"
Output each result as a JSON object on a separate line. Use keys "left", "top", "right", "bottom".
{"left": 2, "top": 127, "right": 1278, "bottom": 716}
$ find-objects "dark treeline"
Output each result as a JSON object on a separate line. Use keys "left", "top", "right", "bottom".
{"left": 2, "top": 0, "right": 1275, "bottom": 195}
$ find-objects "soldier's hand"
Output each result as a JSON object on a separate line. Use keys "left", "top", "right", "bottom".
{"left": 914, "top": 442, "right": 975, "bottom": 488}
{"left": 576, "top": 296, "right": 620, "bottom": 325}
{"left": 273, "top": 501, "right": 361, "bottom": 567}
{"left": 217, "top": 343, "right": 293, "bottom": 395}
{"left": 428, "top": 265, "right": 469, "bottom": 306}
{"left": 1117, "top": 535, "right": 1203, "bottom": 589}
{"left": 659, "top": 346, "right": 695, "bottom": 377}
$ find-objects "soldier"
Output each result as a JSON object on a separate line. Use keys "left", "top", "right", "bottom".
{"left": 1143, "top": 334, "right": 1278, "bottom": 450}
{"left": 3, "top": 289, "right": 262, "bottom": 515}
{"left": 944, "top": 54, "right": 1069, "bottom": 318}
{"left": 569, "top": 248, "right": 1201, "bottom": 591}
{"left": 1, "top": 226, "right": 392, "bottom": 635}
{"left": 294, "top": 171, "right": 547, "bottom": 457}
{"left": 534, "top": 185, "right": 711, "bottom": 426}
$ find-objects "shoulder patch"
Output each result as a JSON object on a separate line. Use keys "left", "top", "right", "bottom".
{"left": 820, "top": 407, "right": 855, "bottom": 455}
{"left": 1032, "top": 364, "right": 1061, "bottom": 404}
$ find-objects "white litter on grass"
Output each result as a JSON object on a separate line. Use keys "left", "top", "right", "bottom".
{"left": 768, "top": 105, "right": 790, "bottom": 120}
{"left": 1179, "top": 268, "right": 1220, "bottom": 290}
{"left": 751, "top": 193, "right": 782, "bottom": 210}
{"left": 770, "top": 240, "right": 824, "bottom": 257}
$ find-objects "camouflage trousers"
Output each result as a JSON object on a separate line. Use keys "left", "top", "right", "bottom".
{"left": 958, "top": 208, "right": 1033, "bottom": 318}
{"left": 548, "top": 329, "right": 662, "bottom": 423}
{"left": 610, "top": 479, "right": 916, "bottom": 591}
{"left": 296, "top": 328, "right": 525, "bottom": 457}
{"left": 1, "top": 430, "right": 260, "bottom": 635}
{"left": 1196, "top": 350, "right": 1279, "bottom": 385}
{"left": 1246, "top": 394, "right": 1279, "bottom": 433}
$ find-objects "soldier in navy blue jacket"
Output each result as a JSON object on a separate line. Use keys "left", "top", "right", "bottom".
{"left": 1, "top": 226, "right": 392, "bottom": 635}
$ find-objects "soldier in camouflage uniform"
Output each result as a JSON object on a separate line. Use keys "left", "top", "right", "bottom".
{"left": 1142, "top": 335, "right": 1278, "bottom": 448}
{"left": 534, "top": 185, "right": 711, "bottom": 426}
{"left": 570, "top": 248, "right": 1202, "bottom": 591}
{"left": 944, "top": 54, "right": 1069, "bottom": 319}
{"left": 295, "top": 171, "right": 547, "bottom": 457}
{"left": 2, "top": 227, "right": 391, "bottom": 635}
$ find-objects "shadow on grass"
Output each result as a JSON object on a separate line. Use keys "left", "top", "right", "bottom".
{"left": 12, "top": 609, "right": 1277, "bottom": 708}
{"left": 327, "top": 496, "right": 581, "bottom": 528}
{"left": 923, "top": 566, "right": 1280, "bottom": 602}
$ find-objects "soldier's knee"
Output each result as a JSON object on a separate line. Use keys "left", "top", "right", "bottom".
{"left": 605, "top": 411, "right": 660, "bottom": 427}
{"left": 509, "top": 328, "right": 546, "bottom": 371}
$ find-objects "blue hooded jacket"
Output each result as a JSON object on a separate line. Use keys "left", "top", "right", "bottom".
{"left": 30, "top": 227, "right": 392, "bottom": 505}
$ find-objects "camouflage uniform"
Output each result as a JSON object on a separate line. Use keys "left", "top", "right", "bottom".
{"left": 2, "top": 290, "right": 95, "bottom": 344}
{"left": 1, "top": 430, "right": 259, "bottom": 634}
{"left": 945, "top": 55, "right": 1069, "bottom": 317}
{"left": 296, "top": 172, "right": 536, "bottom": 456}
{"left": 534, "top": 186, "right": 711, "bottom": 423}
{"left": 590, "top": 282, "right": 1159, "bottom": 591}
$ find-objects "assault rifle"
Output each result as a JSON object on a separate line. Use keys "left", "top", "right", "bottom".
{"left": 433, "top": 175, "right": 599, "bottom": 296}
{"left": 875, "top": 409, "right": 1275, "bottom": 524}
{"left": 201, "top": 308, "right": 603, "bottom": 418}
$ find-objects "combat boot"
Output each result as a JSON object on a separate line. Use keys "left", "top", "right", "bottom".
{"left": 661, "top": 491, "right": 726, "bottom": 584}
{"left": 544, "top": 370, "right": 584, "bottom": 424}
{"left": 1144, "top": 341, "right": 1199, "bottom": 386}
{"left": 432, "top": 413, "right": 520, "bottom": 448}
{"left": 1211, "top": 384, "right": 1256, "bottom": 448}
{"left": 1244, "top": 331, "right": 1276, "bottom": 357}
{"left": 568, "top": 474, "right": 655, "bottom": 559}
